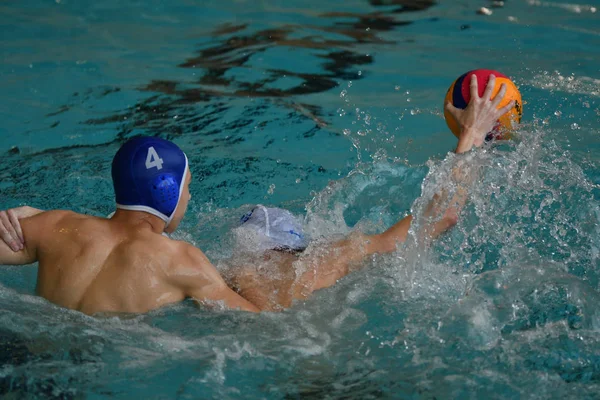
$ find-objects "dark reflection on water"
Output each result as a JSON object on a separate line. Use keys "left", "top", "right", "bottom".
{"left": 4, "top": 0, "right": 441, "bottom": 163}
{"left": 4, "top": 1, "right": 440, "bottom": 157}
{"left": 145, "top": 2, "right": 436, "bottom": 99}
{"left": 76, "top": 1, "right": 437, "bottom": 137}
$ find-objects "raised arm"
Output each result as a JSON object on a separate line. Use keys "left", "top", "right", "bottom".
{"left": 420, "top": 74, "right": 516, "bottom": 238}
{"left": 172, "top": 243, "right": 260, "bottom": 313}
{"left": 364, "top": 74, "right": 516, "bottom": 250}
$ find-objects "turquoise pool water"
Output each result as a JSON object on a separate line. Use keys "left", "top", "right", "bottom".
{"left": 1, "top": 0, "right": 600, "bottom": 398}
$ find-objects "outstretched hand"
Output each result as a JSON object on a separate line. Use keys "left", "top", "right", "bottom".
{"left": 0, "top": 206, "right": 43, "bottom": 251}
{"left": 446, "top": 74, "right": 515, "bottom": 153}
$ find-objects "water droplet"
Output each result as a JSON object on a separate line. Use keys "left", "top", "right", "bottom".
{"left": 477, "top": 6, "right": 493, "bottom": 15}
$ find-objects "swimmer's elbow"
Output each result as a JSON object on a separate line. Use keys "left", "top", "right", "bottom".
{"left": 190, "top": 282, "right": 261, "bottom": 313}
{"left": 443, "top": 210, "right": 459, "bottom": 228}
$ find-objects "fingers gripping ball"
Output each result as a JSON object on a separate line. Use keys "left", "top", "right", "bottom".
{"left": 444, "top": 69, "right": 523, "bottom": 140}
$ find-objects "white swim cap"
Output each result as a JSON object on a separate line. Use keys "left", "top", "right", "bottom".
{"left": 236, "top": 205, "right": 308, "bottom": 251}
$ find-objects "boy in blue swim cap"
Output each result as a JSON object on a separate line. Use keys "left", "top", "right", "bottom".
{"left": 0, "top": 75, "right": 514, "bottom": 313}
{"left": 0, "top": 136, "right": 261, "bottom": 314}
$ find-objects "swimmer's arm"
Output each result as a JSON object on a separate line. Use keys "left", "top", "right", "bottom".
{"left": 0, "top": 210, "right": 64, "bottom": 266}
{"left": 173, "top": 245, "right": 260, "bottom": 313}
{"left": 190, "top": 280, "right": 262, "bottom": 313}
{"left": 318, "top": 77, "right": 517, "bottom": 255}
{"left": 418, "top": 74, "right": 516, "bottom": 239}
{"left": 0, "top": 206, "right": 44, "bottom": 251}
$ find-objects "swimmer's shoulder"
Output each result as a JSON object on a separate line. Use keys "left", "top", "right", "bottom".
{"left": 158, "top": 237, "right": 213, "bottom": 271}
{"left": 20, "top": 209, "right": 83, "bottom": 232}
{"left": 18, "top": 210, "right": 91, "bottom": 252}
{"left": 47, "top": 210, "right": 113, "bottom": 233}
{"left": 159, "top": 239, "right": 227, "bottom": 293}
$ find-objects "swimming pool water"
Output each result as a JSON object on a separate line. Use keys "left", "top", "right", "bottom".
{"left": 1, "top": 0, "right": 600, "bottom": 398}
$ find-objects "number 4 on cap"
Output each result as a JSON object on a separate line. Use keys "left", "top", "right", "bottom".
{"left": 145, "top": 146, "right": 164, "bottom": 170}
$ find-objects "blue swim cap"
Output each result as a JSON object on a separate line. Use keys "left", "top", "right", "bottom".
{"left": 112, "top": 136, "right": 188, "bottom": 227}
{"left": 237, "top": 205, "right": 308, "bottom": 251}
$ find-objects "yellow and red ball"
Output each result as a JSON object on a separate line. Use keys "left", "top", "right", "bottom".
{"left": 444, "top": 69, "right": 523, "bottom": 140}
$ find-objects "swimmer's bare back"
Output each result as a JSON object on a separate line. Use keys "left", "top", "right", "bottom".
{"left": 0, "top": 210, "right": 259, "bottom": 314}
